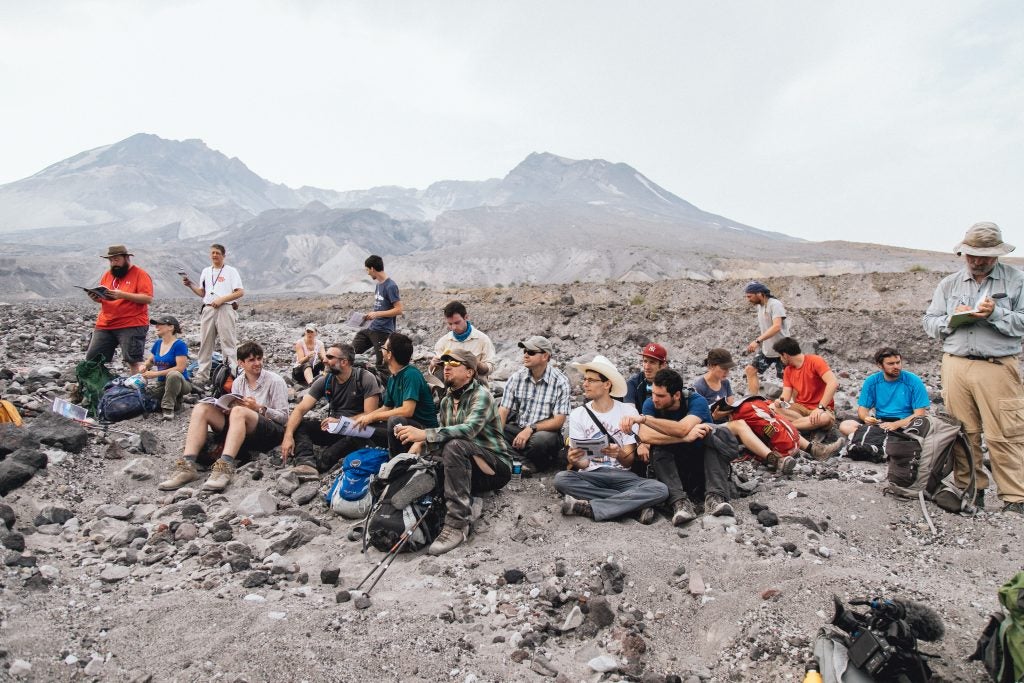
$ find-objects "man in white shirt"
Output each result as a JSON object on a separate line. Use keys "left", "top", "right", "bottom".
{"left": 429, "top": 301, "right": 496, "bottom": 377}
{"left": 183, "top": 243, "right": 244, "bottom": 386}
{"left": 555, "top": 355, "right": 668, "bottom": 522}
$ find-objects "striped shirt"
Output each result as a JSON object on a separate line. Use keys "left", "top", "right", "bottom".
{"left": 499, "top": 365, "right": 572, "bottom": 428}
{"left": 425, "top": 380, "right": 511, "bottom": 468}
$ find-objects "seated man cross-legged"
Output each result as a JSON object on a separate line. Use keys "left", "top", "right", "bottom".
{"left": 773, "top": 336, "right": 839, "bottom": 435}
{"left": 159, "top": 341, "right": 289, "bottom": 492}
{"left": 839, "top": 346, "right": 929, "bottom": 437}
{"left": 555, "top": 355, "right": 668, "bottom": 523}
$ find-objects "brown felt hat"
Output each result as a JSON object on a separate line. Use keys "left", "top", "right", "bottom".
{"left": 102, "top": 245, "right": 133, "bottom": 258}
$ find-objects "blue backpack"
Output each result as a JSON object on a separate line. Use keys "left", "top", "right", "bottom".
{"left": 324, "top": 447, "right": 389, "bottom": 518}
{"left": 97, "top": 379, "right": 157, "bottom": 423}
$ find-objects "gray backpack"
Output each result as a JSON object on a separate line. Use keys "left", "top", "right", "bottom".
{"left": 884, "top": 414, "right": 977, "bottom": 513}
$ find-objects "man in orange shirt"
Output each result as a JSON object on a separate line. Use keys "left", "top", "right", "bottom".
{"left": 772, "top": 336, "right": 838, "bottom": 433}
{"left": 85, "top": 245, "right": 153, "bottom": 374}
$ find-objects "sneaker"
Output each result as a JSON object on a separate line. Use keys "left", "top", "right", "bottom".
{"left": 671, "top": 498, "right": 697, "bottom": 526}
{"left": 289, "top": 464, "right": 319, "bottom": 477}
{"left": 202, "top": 459, "right": 235, "bottom": 492}
{"left": 704, "top": 493, "right": 735, "bottom": 517}
{"left": 780, "top": 455, "right": 797, "bottom": 476}
{"left": 764, "top": 450, "right": 783, "bottom": 472}
{"left": 158, "top": 459, "right": 199, "bottom": 491}
{"left": 809, "top": 438, "right": 844, "bottom": 462}
{"left": 428, "top": 525, "right": 468, "bottom": 555}
{"left": 560, "top": 495, "right": 594, "bottom": 519}
{"left": 1002, "top": 501, "right": 1024, "bottom": 515}
{"left": 637, "top": 507, "right": 655, "bottom": 525}
{"left": 161, "top": 408, "right": 175, "bottom": 421}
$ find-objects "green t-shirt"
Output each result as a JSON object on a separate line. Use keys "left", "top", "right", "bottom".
{"left": 384, "top": 365, "right": 439, "bottom": 428}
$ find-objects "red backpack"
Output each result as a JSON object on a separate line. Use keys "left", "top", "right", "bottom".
{"left": 731, "top": 397, "right": 801, "bottom": 456}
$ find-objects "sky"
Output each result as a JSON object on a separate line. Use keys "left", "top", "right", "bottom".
{"left": 0, "top": 1, "right": 1021, "bottom": 252}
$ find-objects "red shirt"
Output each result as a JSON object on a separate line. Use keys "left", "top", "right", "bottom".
{"left": 782, "top": 354, "right": 835, "bottom": 411}
{"left": 95, "top": 265, "right": 153, "bottom": 330}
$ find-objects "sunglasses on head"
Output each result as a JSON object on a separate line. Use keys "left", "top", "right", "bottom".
{"left": 523, "top": 349, "right": 542, "bottom": 356}
{"left": 443, "top": 360, "right": 463, "bottom": 367}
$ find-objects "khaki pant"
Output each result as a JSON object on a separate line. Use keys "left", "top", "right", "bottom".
{"left": 196, "top": 304, "right": 238, "bottom": 383}
{"left": 941, "top": 353, "right": 1024, "bottom": 503}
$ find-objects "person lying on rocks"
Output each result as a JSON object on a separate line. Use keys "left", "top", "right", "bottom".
{"left": 838, "top": 346, "right": 929, "bottom": 437}
{"left": 624, "top": 343, "right": 668, "bottom": 414}
{"left": 498, "top": 335, "right": 571, "bottom": 473}
{"left": 429, "top": 301, "right": 496, "bottom": 379}
{"left": 353, "top": 332, "right": 439, "bottom": 457}
{"left": 715, "top": 395, "right": 843, "bottom": 474}
{"left": 291, "top": 323, "right": 326, "bottom": 387}
{"left": 555, "top": 355, "right": 668, "bottom": 524}
{"left": 394, "top": 349, "right": 511, "bottom": 555}
{"left": 141, "top": 315, "right": 191, "bottom": 421}
{"left": 279, "top": 342, "right": 383, "bottom": 476}
{"left": 619, "top": 368, "right": 734, "bottom": 523}
{"left": 159, "top": 340, "right": 288, "bottom": 493}
{"left": 772, "top": 336, "right": 838, "bottom": 434}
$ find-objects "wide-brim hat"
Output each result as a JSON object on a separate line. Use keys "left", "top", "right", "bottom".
{"left": 954, "top": 222, "right": 1015, "bottom": 257}
{"left": 102, "top": 245, "right": 133, "bottom": 258}
{"left": 570, "top": 354, "right": 628, "bottom": 398}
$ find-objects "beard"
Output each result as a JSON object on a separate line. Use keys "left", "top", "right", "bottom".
{"left": 110, "top": 263, "right": 130, "bottom": 278}
{"left": 327, "top": 364, "right": 342, "bottom": 375}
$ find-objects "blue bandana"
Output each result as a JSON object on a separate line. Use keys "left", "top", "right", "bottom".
{"left": 453, "top": 322, "right": 473, "bottom": 343}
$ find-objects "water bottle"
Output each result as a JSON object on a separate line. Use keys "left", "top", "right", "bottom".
{"left": 802, "top": 662, "right": 822, "bottom": 683}
{"left": 125, "top": 374, "right": 147, "bottom": 391}
{"left": 509, "top": 459, "right": 523, "bottom": 491}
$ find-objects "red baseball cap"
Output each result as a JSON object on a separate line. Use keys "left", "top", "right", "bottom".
{"left": 641, "top": 343, "right": 667, "bottom": 362}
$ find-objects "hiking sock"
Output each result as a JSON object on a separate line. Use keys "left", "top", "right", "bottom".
{"left": 183, "top": 455, "right": 198, "bottom": 464}
{"left": 219, "top": 454, "right": 236, "bottom": 464}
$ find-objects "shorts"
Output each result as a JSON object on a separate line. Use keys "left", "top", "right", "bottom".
{"left": 750, "top": 352, "right": 784, "bottom": 379}
{"left": 86, "top": 326, "right": 148, "bottom": 364}
{"left": 234, "top": 414, "right": 285, "bottom": 454}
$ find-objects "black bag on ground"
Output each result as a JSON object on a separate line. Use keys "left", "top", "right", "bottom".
{"left": 847, "top": 423, "right": 921, "bottom": 463}
{"left": 97, "top": 379, "right": 157, "bottom": 423}
{"left": 364, "top": 453, "right": 445, "bottom": 554}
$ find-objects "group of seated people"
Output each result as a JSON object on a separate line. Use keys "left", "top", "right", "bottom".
{"left": 149, "top": 300, "right": 928, "bottom": 555}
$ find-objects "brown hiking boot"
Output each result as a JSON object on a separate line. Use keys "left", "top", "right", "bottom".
{"left": 561, "top": 495, "right": 594, "bottom": 519}
{"left": 637, "top": 507, "right": 656, "bottom": 525}
{"left": 704, "top": 493, "right": 735, "bottom": 517}
{"left": 202, "top": 459, "right": 235, "bottom": 492}
{"left": 428, "top": 525, "right": 468, "bottom": 555}
{"left": 764, "top": 450, "right": 783, "bottom": 472}
{"left": 158, "top": 459, "right": 199, "bottom": 491}
{"left": 671, "top": 498, "right": 697, "bottom": 526}
{"left": 809, "top": 438, "right": 844, "bottom": 462}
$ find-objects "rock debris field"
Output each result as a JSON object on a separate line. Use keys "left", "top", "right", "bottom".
{"left": 0, "top": 273, "right": 1020, "bottom": 682}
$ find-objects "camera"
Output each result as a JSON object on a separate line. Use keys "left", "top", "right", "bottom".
{"left": 829, "top": 595, "right": 934, "bottom": 683}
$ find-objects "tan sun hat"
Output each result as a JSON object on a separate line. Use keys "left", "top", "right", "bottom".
{"left": 954, "top": 222, "right": 1015, "bottom": 257}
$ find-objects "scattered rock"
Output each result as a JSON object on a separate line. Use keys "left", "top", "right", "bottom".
{"left": 588, "top": 655, "right": 619, "bottom": 673}
{"left": 587, "top": 596, "right": 615, "bottom": 628}
{"left": 336, "top": 590, "right": 351, "bottom": 603}
{"left": 99, "top": 565, "right": 131, "bottom": 583}
{"left": 353, "top": 594, "right": 371, "bottom": 610}
{"left": 756, "top": 510, "right": 779, "bottom": 527}
{"left": 96, "top": 504, "right": 132, "bottom": 520}
{"left": 291, "top": 481, "right": 319, "bottom": 505}
{"left": 236, "top": 491, "right": 277, "bottom": 518}
{"left": 121, "top": 458, "right": 156, "bottom": 481}
{"left": 0, "top": 502, "right": 16, "bottom": 530}
{"left": 560, "top": 605, "right": 584, "bottom": 631}
{"left": 503, "top": 568, "right": 526, "bottom": 584}
{"left": 320, "top": 566, "right": 341, "bottom": 585}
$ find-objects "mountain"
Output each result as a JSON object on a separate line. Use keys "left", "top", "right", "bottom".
{"left": 0, "top": 134, "right": 963, "bottom": 300}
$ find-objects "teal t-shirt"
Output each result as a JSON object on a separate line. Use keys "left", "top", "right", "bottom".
{"left": 384, "top": 365, "right": 439, "bottom": 428}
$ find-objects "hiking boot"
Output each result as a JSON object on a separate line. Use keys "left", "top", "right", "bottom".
{"left": 809, "top": 438, "right": 844, "bottom": 462}
{"left": 764, "top": 450, "right": 783, "bottom": 472}
{"left": 158, "top": 459, "right": 199, "bottom": 491}
{"left": 637, "top": 507, "right": 656, "bottom": 525}
{"left": 561, "top": 495, "right": 594, "bottom": 519}
{"left": 161, "top": 408, "right": 175, "bottom": 421}
{"left": 1002, "top": 501, "right": 1024, "bottom": 515}
{"left": 704, "top": 493, "right": 735, "bottom": 517}
{"left": 780, "top": 455, "right": 797, "bottom": 476}
{"left": 289, "top": 464, "right": 319, "bottom": 477}
{"left": 428, "top": 525, "right": 468, "bottom": 555}
{"left": 671, "top": 498, "right": 697, "bottom": 526}
{"left": 202, "top": 459, "right": 235, "bottom": 492}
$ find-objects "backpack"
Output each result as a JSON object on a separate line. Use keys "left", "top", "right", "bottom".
{"left": 323, "top": 447, "right": 389, "bottom": 519}
{"left": 971, "top": 571, "right": 1024, "bottom": 683}
{"left": 210, "top": 358, "right": 235, "bottom": 398}
{"left": 75, "top": 356, "right": 115, "bottom": 418}
{"left": 884, "top": 414, "right": 977, "bottom": 513}
{"left": 847, "top": 424, "right": 921, "bottom": 464}
{"left": 730, "top": 396, "right": 802, "bottom": 457}
{"left": 97, "top": 379, "right": 158, "bottom": 423}
{"left": 363, "top": 453, "right": 445, "bottom": 554}
{"left": 0, "top": 399, "right": 23, "bottom": 426}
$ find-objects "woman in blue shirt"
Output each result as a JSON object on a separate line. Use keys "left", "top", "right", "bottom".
{"left": 142, "top": 315, "right": 191, "bottom": 420}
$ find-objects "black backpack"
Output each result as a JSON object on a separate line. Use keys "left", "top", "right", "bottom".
{"left": 363, "top": 453, "right": 445, "bottom": 554}
{"left": 847, "top": 424, "right": 921, "bottom": 464}
{"left": 210, "top": 359, "right": 235, "bottom": 398}
{"left": 97, "top": 379, "right": 157, "bottom": 423}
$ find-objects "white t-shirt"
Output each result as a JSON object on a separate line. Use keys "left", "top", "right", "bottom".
{"left": 199, "top": 264, "right": 244, "bottom": 305}
{"left": 568, "top": 400, "right": 638, "bottom": 472}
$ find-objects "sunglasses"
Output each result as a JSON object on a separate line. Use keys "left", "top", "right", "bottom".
{"left": 325, "top": 354, "right": 341, "bottom": 360}
{"left": 443, "top": 360, "right": 464, "bottom": 367}
{"left": 523, "top": 349, "right": 542, "bottom": 356}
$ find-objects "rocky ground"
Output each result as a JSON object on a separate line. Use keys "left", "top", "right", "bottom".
{"left": 0, "top": 272, "right": 1020, "bottom": 682}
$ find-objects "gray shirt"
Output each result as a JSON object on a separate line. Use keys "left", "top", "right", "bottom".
{"left": 234, "top": 369, "right": 290, "bottom": 425}
{"left": 757, "top": 297, "right": 791, "bottom": 358}
{"left": 922, "top": 262, "right": 1024, "bottom": 358}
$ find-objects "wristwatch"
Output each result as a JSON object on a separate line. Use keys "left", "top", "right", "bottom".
{"left": 259, "top": 406, "right": 267, "bottom": 416}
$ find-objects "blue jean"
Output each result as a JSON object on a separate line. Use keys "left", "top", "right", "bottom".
{"left": 553, "top": 468, "right": 668, "bottom": 521}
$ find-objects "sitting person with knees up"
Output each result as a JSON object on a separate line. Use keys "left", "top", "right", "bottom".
{"left": 394, "top": 349, "right": 511, "bottom": 555}
{"left": 158, "top": 340, "right": 288, "bottom": 493}
{"left": 773, "top": 336, "right": 839, "bottom": 435}
{"left": 555, "top": 355, "right": 668, "bottom": 524}
{"left": 141, "top": 315, "right": 191, "bottom": 421}
{"left": 292, "top": 323, "right": 326, "bottom": 387}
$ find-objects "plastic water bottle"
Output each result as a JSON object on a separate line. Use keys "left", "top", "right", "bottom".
{"left": 125, "top": 374, "right": 147, "bottom": 391}
{"left": 509, "top": 459, "right": 523, "bottom": 491}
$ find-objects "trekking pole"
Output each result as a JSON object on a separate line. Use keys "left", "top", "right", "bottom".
{"left": 353, "top": 505, "right": 433, "bottom": 595}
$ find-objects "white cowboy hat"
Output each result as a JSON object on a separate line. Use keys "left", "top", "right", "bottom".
{"left": 570, "top": 354, "right": 628, "bottom": 399}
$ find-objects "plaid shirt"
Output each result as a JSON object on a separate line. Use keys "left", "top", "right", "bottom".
{"left": 499, "top": 364, "right": 571, "bottom": 428}
{"left": 425, "top": 380, "right": 511, "bottom": 468}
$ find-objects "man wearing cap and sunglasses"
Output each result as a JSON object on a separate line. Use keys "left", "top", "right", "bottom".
{"left": 742, "top": 281, "right": 792, "bottom": 396}
{"left": 395, "top": 348, "right": 511, "bottom": 555}
{"left": 625, "top": 343, "right": 668, "bottom": 414}
{"left": 924, "top": 222, "right": 1024, "bottom": 515}
{"left": 498, "top": 336, "right": 572, "bottom": 472}
{"left": 84, "top": 245, "right": 154, "bottom": 374}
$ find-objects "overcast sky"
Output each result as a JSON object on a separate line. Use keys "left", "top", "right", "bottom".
{"left": 1, "top": 1, "right": 1021, "bottom": 252}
